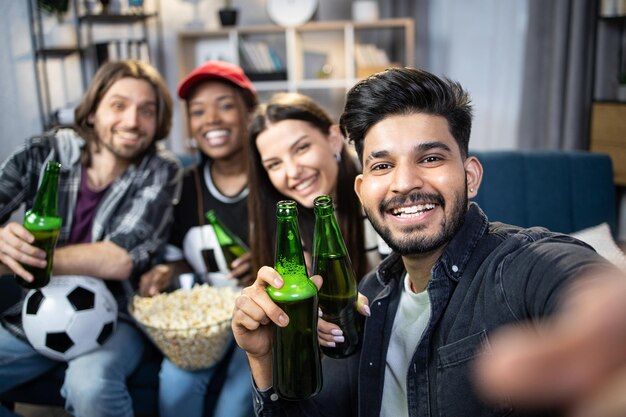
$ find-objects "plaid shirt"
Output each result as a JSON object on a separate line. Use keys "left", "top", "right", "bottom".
{"left": 0, "top": 128, "right": 182, "bottom": 336}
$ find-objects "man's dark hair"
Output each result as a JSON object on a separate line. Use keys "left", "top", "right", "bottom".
{"left": 339, "top": 67, "right": 473, "bottom": 161}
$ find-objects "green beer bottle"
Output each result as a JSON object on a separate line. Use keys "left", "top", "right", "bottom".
{"left": 205, "top": 209, "right": 248, "bottom": 269}
{"left": 312, "top": 195, "right": 360, "bottom": 358}
{"left": 267, "top": 200, "right": 322, "bottom": 400}
{"left": 18, "top": 160, "right": 62, "bottom": 289}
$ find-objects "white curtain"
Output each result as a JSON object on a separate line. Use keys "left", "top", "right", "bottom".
{"left": 380, "top": 0, "right": 529, "bottom": 151}
{"left": 516, "top": 0, "right": 597, "bottom": 150}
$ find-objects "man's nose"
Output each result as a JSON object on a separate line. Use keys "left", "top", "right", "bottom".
{"left": 123, "top": 107, "right": 140, "bottom": 127}
{"left": 391, "top": 162, "right": 424, "bottom": 194}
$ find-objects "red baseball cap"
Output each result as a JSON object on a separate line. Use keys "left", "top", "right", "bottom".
{"left": 177, "top": 60, "right": 256, "bottom": 101}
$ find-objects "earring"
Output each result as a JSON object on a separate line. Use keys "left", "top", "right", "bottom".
{"left": 335, "top": 152, "right": 342, "bottom": 163}
{"left": 469, "top": 188, "right": 474, "bottom": 192}
{"left": 185, "top": 137, "right": 198, "bottom": 149}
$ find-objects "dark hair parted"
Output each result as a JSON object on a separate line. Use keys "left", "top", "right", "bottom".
{"left": 247, "top": 93, "right": 368, "bottom": 280}
{"left": 339, "top": 67, "right": 473, "bottom": 162}
{"left": 74, "top": 60, "right": 173, "bottom": 166}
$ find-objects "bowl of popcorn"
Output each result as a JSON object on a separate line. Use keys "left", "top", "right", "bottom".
{"left": 130, "top": 284, "right": 238, "bottom": 370}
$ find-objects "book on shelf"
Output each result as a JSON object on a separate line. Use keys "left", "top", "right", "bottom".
{"left": 268, "top": 47, "right": 285, "bottom": 71}
{"left": 107, "top": 40, "right": 149, "bottom": 61}
{"left": 93, "top": 40, "right": 149, "bottom": 66}
{"left": 239, "top": 40, "right": 284, "bottom": 74}
{"left": 354, "top": 43, "right": 390, "bottom": 68}
{"left": 194, "top": 38, "right": 235, "bottom": 67}
{"left": 355, "top": 43, "right": 395, "bottom": 78}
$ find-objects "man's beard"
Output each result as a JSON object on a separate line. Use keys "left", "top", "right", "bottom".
{"left": 364, "top": 188, "right": 468, "bottom": 256}
{"left": 99, "top": 133, "right": 150, "bottom": 163}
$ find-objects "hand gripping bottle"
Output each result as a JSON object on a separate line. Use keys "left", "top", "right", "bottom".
{"left": 18, "top": 161, "right": 62, "bottom": 288}
{"left": 312, "top": 195, "right": 360, "bottom": 358}
{"left": 267, "top": 200, "right": 322, "bottom": 400}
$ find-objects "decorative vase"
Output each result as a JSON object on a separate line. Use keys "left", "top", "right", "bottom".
{"left": 352, "top": 0, "right": 379, "bottom": 21}
{"left": 218, "top": 8, "right": 238, "bottom": 27}
{"left": 99, "top": 0, "right": 110, "bottom": 13}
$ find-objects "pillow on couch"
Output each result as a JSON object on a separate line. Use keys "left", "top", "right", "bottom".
{"left": 571, "top": 223, "right": 626, "bottom": 271}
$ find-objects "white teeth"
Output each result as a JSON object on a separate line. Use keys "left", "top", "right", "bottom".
{"left": 293, "top": 176, "right": 317, "bottom": 191}
{"left": 204, "top": 129, "right": 229, "bottom": 139}
{"left": 391, "top": 204, "right": 436, "bottom": 216}
{"left": 117, "top": 133, "right": 139, "bottom": 141}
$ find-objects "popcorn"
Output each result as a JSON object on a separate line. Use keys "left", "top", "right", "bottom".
{"left": 130, "top": 284, "right": 239, "bottom": 370}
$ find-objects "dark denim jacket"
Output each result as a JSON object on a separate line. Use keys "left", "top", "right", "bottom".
{"left": 254, "top": 203, "right": 605, "bottom": 417}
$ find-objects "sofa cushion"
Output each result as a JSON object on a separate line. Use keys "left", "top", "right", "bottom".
{"left": 470, "top": 150, "right": 617, "bottom": 235}
{"left": 571, "top": 223, "right": 626, "bottom": 270}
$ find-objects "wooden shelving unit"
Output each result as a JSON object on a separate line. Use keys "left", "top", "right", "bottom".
{"left": 27, "top": 0, "right": 162, "bottom": 130}
{"left": 591, "top": 102, "right": 626, "bottom": 186}
{"left": 591, "top": 10, "right": 626, "bottom": 186}
{"left": 177, "top": 18, "right": 414, "bottom": 123}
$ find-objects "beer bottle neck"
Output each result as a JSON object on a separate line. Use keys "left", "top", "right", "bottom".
{"left": 313, "top": 210, "right": 347, "bottom": 256}
{"left": 31, "top": 162, "right": 61, "bottom": 218}
{"left": 275, "top": 215, "right": 308, "bottom": 278}
{"left": 205, "top": 210, "right": 247, "bottom": 250}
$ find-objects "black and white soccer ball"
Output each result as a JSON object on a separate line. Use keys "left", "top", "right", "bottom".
{"left": 22, "top": 275, "right": 118, "bottom": 361}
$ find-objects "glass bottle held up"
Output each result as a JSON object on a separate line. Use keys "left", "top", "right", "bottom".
{"left": 205, "top": 209, "right": 248, "bottom": 270}
{"left": 18, "top": 161, "right": 63, "bottom": 289}
{"left": 266, "top": 200, "right": 322, "bottom": 400}
{"left": 312, "top": 195, "right": 360, "bottom": 358}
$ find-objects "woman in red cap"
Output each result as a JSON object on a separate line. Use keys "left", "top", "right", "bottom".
{"left": 138, "top": 60, "right": 256, "bottom": 417}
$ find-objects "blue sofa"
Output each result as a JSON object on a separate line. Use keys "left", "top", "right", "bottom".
{"left": 471, "top": 150, "right": 617, "bottom": 235}
{"left": 0, "top": 150, "right": 617, "bottom": 415}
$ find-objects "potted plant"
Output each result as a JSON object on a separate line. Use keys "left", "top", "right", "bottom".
{"left": 218, "top": 0, "right": 238, "bottom": 27}
{"left": 38, "top": 0, "right": 70, "bottom": 22}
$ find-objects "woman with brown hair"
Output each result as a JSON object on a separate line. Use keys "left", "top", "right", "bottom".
{"left": 248, "top": 92, "right": 387, "bottom": 281}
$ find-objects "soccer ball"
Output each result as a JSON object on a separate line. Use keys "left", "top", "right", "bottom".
{"left": 22, "top": 275, "right": 118, "bottom": 361}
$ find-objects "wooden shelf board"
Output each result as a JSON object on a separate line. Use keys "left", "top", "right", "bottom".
{"left": 591, "top": 102, "right": 626, "bottom": 186}
{"left": 36, "top": 47, "right": 81, "bottom": 58}
{"left": 79, "top": 12, "right": 157, "bottom": 24}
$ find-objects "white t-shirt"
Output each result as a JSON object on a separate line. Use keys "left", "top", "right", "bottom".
{"left": 380, "top": 273, "right": 431, "bottom": 417}
{"left": 363, "top": 216, "right": 392, "bottom": 270}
